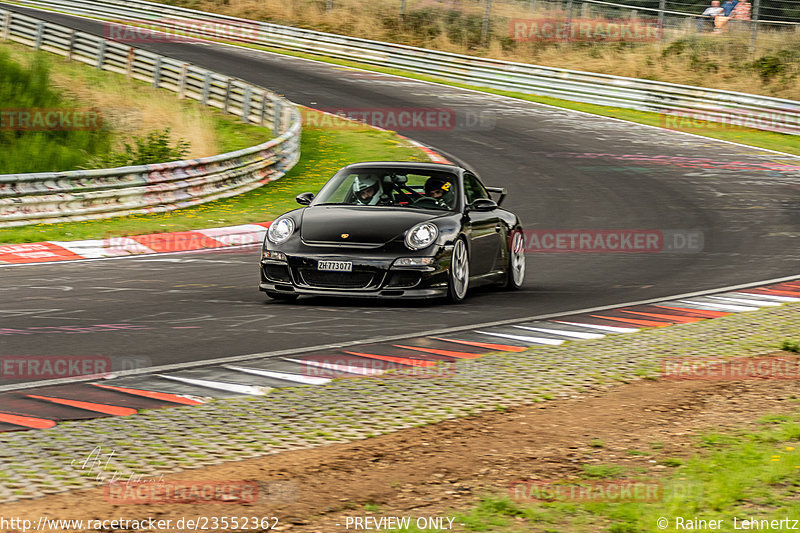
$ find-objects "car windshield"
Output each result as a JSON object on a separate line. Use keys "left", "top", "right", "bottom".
{"left": 313, "top": 168, "right": 460, "bottom": 211}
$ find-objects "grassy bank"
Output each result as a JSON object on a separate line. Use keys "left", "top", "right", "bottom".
{"left": 0, "top": 49, "right": 113, "bottom": 173}
{"left": 0, "top": 41, "right": 272, "bottom": 173}
{"left": 407, "top": 380, "right": 800, "bottom": 532}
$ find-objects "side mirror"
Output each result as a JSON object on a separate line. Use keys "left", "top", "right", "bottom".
{"left": 296, "top": 192, "right": 315, "bottom": 205}
{"left": 469, "top": 198, "right": 498, "bottom": 212}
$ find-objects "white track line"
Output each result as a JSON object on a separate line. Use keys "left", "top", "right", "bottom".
{"left": 707, "top": 296, "right": 780, "bottom": 307}
{"left": 553, "top": 321, "right": 639, "bottom": 333}
{"left": 476, "top": 331, "right": 564, "bottom": 346}
{"left": 677, "top": 299, "right": 760, "bottom": 312}
{"left": 156, "top": 374, "right": 268, "bottom": 395}
{"left": 223, "top": 364, "right": 331, "bottom": 385}
{"left": 513, "top": 325, "right": 605, "bottom": 340}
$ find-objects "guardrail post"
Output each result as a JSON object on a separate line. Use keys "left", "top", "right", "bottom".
{"left": 201, "top": 72, "right": 212, "bottom": 105}
{"left": 126, "top": 47, "right": 135, "bottom": 78}
{"left": 152, "top": 56, "right": 162, "bottom": 88}
{"left": 242, "top": 86, "right": 252, "bottom": 123}
{"left": 223, "top": 79, "right": 232, "bottom": 113}
{"left": 272, "top": 97, "right": 283, "bottom": 135}
{"left": 66, "top": 30, "right": 76, "bottom": 61}
{"left": 658, "top": 0, "right": 666, "bottom": 35}
{"left": 96, "top": 40, "right": 107, "bottom": 70}
{"left": 481, "top": 0, "right": 492, "bottom": 44}
{"left": 564, "top": 0, "right": 573, "bottom": 44}
{"left": 260, "top": 92, "right": 269, "bottom": 127}
{"left": 177, "top": 63, "right": 188, "bottom": 99}
{"left": 34, "top": 22, "right": 44, "bottom": 50}
{"left": 2, "top": 11, "right": 12, "bottom": 42}
{"left": 749, "top": 0, "right": 761, "bottom": 53}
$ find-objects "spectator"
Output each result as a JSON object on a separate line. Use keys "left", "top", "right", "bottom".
{"left": 697, "top": 0, "right": 725, "bottom": 32}
{"left": 731, "top": 1, "right": 751, "bottom": 20}
{"left": 721, "top": 0, "right": 739, "bottom": 16}
{"left": 712, "top": 0, "right": 738, "bottom": 31}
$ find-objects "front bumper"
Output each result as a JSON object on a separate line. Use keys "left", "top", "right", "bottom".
{"left": 259, "top": 250, "right": 450, "bottom": 299}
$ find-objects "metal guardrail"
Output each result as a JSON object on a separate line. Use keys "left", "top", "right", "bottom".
{"left": 8, "top": 0, "right": 799, "bottom": 137}
{"left": 0, "top": 7, "right": 301, "bottom": 228}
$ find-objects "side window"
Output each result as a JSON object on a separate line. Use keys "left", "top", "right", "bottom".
{"left": 463, "top": 173, "right": 489, "bottom": 205}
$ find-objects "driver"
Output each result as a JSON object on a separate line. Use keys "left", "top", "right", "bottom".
{"left": 424, "top": 176, "right": 455, "bottom": 208}
{"left": 352, "top": 175, "right": 384, "bottom": 205}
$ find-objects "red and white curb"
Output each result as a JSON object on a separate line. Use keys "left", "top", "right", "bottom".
{"left": 0, "top": 223, "right": 272, "bottom": 265}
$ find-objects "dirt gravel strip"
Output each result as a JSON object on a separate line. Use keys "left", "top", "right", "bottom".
{"left": 0, "top": 301, "right": 797, "bottom": 506}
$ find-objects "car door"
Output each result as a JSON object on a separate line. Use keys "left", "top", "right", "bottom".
{"left": 463, "top": 173, "right": 503, "bottom": 275}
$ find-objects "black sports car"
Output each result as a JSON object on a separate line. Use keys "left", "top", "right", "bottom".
{"left": 259, "top": 161, "right": 525, "bottom": 302}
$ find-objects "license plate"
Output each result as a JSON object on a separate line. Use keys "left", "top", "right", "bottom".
{"left": 317, "top": 260, "right": 352, "bottom": 272}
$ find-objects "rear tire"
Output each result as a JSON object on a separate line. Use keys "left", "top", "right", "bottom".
{"left": 447, "top": 238, "right": 470, "bottom": 303}
{"left": 500, "top": 229, "right": 525, "bottom": 290}
{"left": 266, "top": 291, "right": 298, "bottom": 302}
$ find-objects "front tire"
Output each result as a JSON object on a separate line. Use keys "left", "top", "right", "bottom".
{"left": 447, "top": 238, "right": 470, "bottom": 303}
{"left": 500, "top": 229, "right": 525, "bottom": 290}
{"left": 265, "top": 291, "right": 298, "bottom": 302}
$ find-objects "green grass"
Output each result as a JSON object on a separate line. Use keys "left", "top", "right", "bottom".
{"left": 391, "top": 410, "right": 800, "bottom": 532}
{"left": 0, "top": 124, "right": 426, "bottom": 243}
{"left": 0, "top": 49, "right": 113, "bottom": 173}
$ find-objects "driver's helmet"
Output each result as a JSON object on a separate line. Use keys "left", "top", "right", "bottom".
{"left": 424, "top": 176, "right": 455, "bottom": 207}
{"left": 352, "top": 174, "right": 383, "bottom": 205}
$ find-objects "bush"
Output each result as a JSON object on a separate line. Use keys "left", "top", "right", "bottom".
{"left": 781, "top": 339, "right": 800, "bottom": 353}
{"left": 85, "top": 128, "right": 191, "bottom": 168}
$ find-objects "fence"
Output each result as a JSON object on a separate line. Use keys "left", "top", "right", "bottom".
{"left": 6, "top": 0, "right": 798, "bottom": 138}
{"left": 0, "top": 7, "right": 301, "bottom": 228}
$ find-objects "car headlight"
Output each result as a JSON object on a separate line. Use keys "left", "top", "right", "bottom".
{"left": 267, "top": 217, "right": 295, "bottom": 245}
{"left": 405, "top": 222, "right": 438, "bottom": 250}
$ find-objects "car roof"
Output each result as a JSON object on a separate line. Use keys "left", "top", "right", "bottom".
{"left": 342, "top": 161, "right": 466, "bottom": 174}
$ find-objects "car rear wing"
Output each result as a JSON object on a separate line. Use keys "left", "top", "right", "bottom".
{"left": 485, "top": 187, "right": 507, "bottom": 206}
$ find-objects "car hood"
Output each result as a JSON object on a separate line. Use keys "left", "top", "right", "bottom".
{"left": 300, "top": 206, "right": 444, "bottom": 245}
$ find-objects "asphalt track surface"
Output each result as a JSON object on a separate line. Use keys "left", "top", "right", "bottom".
{"left": 1, "top": 4, "right": 799, "bottom": 388}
